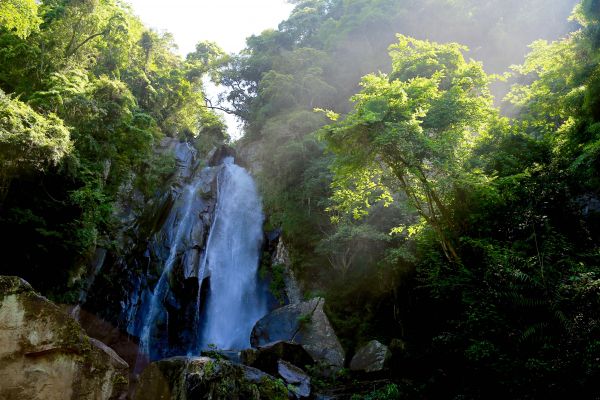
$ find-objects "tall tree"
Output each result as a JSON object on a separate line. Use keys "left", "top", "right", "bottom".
{"left": 322, "top": 35, "right": 494, "bottom": 262}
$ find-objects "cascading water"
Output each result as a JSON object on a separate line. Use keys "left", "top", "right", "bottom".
{"left": 131, "top": 143, "right": 267, "bottom": 372}
{"left": 198, "top": 157, "right": 267, "bottom": 350}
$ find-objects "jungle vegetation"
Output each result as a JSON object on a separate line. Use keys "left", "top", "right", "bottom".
{"left": 1, "top": 0, "right": 598, "bottom": 398}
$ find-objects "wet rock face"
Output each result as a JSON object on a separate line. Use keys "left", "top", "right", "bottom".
{"left": 350, "top": 340, "right": 391, "bottom": 373}
{"left": 208, "top": 145, "right": 236, "bottom": 166}
{"left": 84, "top": 141, "right": 221, "bottom": 365}
{"left": 251, "top": 297, "right": 345, "bottom": 372}
{"left": 0, "top": 276, "right": 128, "bottom": 400}
{"left": 271, "top": 237, "right": 302, "bottom": 305}
{"left": 235, "top": 139, "right": 263, "bottom": 175}
{"left": 134, "top": 356, "right": 290, "bottom": 400}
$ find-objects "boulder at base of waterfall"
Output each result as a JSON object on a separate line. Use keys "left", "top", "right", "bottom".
{"left": 134, "top": 356, "right": 291, "bottom": 400}
{"left": 0, "top": 276, "right": 129, "bottom": 400}
{"left": 349, "top": 340, "right": 391, "bottom": 373}
{"left": 240, "top": 340, "right": 314, "bottom": 375}
{"left": 250, "top": 297, "right": 345, "bottom": 372}
{"left": 278, "top": 360, "right": 311, "bottom": 398}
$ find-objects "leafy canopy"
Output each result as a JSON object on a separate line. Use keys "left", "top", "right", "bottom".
{"left": 321, "top": 35, "right": 494, "bottom": 261}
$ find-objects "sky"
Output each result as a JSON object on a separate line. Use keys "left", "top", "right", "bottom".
{"left": 126, "top": 0, "right": 294, "bottom": 55}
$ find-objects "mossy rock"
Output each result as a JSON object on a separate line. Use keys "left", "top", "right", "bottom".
{"left": 135, "top": 356, "right": 290, "bottom": 400}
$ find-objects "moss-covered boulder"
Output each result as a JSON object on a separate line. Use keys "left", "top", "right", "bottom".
{"left": 0, "top": 276, "right": 128, "bottom": 400}
{"left": 134, "top": 356, "right": 291, "bottom": 400}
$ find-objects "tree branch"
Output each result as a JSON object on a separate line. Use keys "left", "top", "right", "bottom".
{"left": 203, "top": 98, "right": 245, "bottom": 118}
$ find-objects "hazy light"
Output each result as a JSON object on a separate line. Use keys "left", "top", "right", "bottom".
{"left": 125, "top": 0, "right": 293, "bottom": 55}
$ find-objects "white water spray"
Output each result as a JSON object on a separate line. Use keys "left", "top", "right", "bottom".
{"left": 198, "top": 157, "right": 267, "bottom": 350}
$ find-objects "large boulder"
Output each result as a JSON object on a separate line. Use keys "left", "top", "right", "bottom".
{"left": 134, "top": 356, "right": 290, "bottom": 400}
{"left": 349, "top": 340, "right": 391, "bottom": 373}
{"left": 240, "top": 340, "right": 314, "bottom": 376}
{"left": 0, "top": 276, "right": 129, "bottom": 400}
{"left": 251, "top": 297, "right": 345, "bottom": 371}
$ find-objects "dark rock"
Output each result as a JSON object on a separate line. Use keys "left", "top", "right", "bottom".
{"left": 278, "top": 360, "right": 311, "bottom": 398}
{"left": 240, "top": 340, "right": 314, "bottom": 375}
{"left": 240, "top": 347, "right": 259, "bottom": 365}
{"left": 235, "top": 139, "right": 262, "bottom": 174}
{"left": 208, "top": 145, "right": 236, "bottom": 166}
{"left": 575, "top": 193, "right": 600, "bottom": 216}
{"left": 251, "top": 297, "right": 345, "bottom": 372}
{"left": 65, "top": 305, "right": 139, "bottom": 391}
{"left": 350, "top": 340, "right": 391, "bottom": 373}
{"left": 134, "top": 356, "right": 291, "bottom": 400}
{"left": 0, "top": 276, "right": 129, "bottom": 400}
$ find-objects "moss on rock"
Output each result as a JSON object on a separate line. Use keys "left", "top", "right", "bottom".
{"left": 135, "top": 356, "right": 290, "bottom": 400}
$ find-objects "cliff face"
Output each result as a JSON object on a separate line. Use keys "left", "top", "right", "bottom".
{"left": 81, "top": 139, "right": 221, "bottom": 361}
{"left": 0, "top": 276, "right": 129, "bottom": 400}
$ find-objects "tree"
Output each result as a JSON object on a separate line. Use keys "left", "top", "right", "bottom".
{"left": 316, "top": 219, "right": 390, "bottom": 276}
{"left": 507, "top": 3, "right": 600, "bottom": 188}
{"left": 0, "top": 90, "right": 71, "bottom": 198}
{"left": 0, "top": 0, "right": 41, "bottom": 38}
{"left": 322, "top": 35, "right": 494, "bottom": 262}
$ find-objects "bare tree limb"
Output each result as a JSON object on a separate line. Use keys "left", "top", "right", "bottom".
{"left": 203, "top": 98, "right": 245, "bottom": 118}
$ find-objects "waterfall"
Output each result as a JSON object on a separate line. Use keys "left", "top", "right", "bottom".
{"left": 198, "top": 157, "right": 267, "bottom": 350}
{"left": 132, "top": 145, "right": 267, "bottom": 372}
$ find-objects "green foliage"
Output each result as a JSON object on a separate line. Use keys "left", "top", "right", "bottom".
{"left": 0, "top": 0, "right": 226, "bottom": 295}
{"left": 506, "top": 19, "right": 600, "bottom": 189}
{"left": 270, "top": 263, "right": 287, "bottom": 305}
{"left": 297, "top": 312, "right": 312, "bottom": 326}
{"left": 0, "top": 90, "right": 71, "bottom": 196}
{"left": 258, "top": 255, "right": 288, "bottom": 305}
{"left": 256, "top": 377, "right": 289, "bottom": 400}
{"left": 0, "top": 0, "right": 41, "bottom": 38}
{"left": 227, "top": 1, "right": 599, "bottom": 397}
{"left": 352, "top": 384, "right": 402, "bottom": 400}
{"left": 322, "top": 35, "right": 494, "bottom": 262}
{"left": 220, "top": 7, "right": 589, "bottom": 398}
